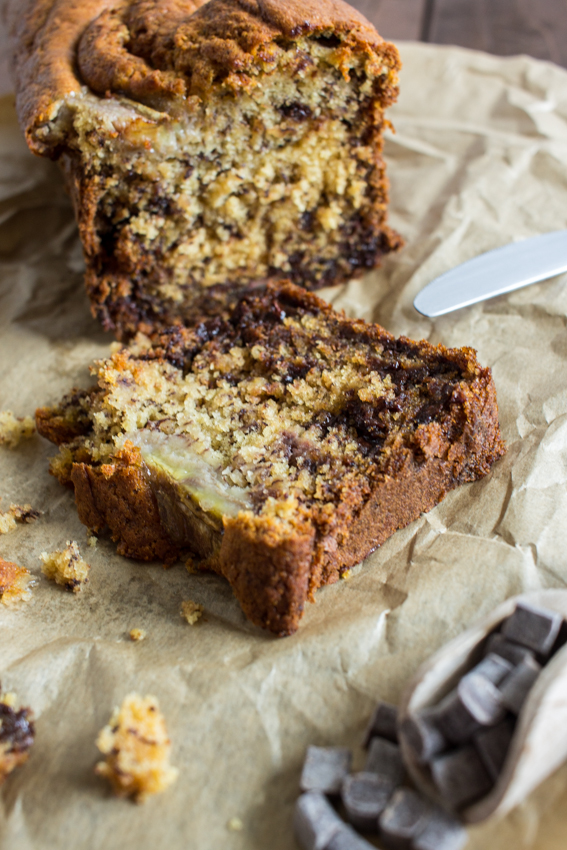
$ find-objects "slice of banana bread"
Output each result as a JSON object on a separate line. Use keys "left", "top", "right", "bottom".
{"left": 7, "top": 0, "right": 402, "bottom": 339}
{"left": 36, "top": 283, "right": 505, "bottom": 635}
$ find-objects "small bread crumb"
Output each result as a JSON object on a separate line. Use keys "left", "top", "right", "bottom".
{"left": 340, "top": 569, "right": 352, "bottom": 581}
{"left": 185, "top": 556, "right": 197, "bottom": 574}
{"left": 40, "top": 541, "right": 90, "bottom": 592}
{"left": 0, "top": 504, "right": 41, "bottom": 535}
{"left": 0, "top": 513, "right": 16, "bottom": 535}
{"left": 180, "top": 599, "right": 203, "bottom": 625}
{"left": 227, "top": 817, "right": 244, "bottom": 832}
{"left": 0, "top": 687, "right": 35, "bottom": 785}
{"left": 129, "top": 628, "right": 146, "bottom": 642}
{"left": 0, "top": 412, "right": 35, "bottom": 448}
{"left": 95, "top": 693, "right": 178, "bottom": 802}
{"left": 87, "top": 534, "right": 98, "bottom": 548}
{"left": 0, "top": 558, "right": 33, "bottom": 605}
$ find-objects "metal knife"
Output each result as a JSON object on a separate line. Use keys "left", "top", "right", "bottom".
{"left": 414, "top": 230, "right": 567, "bottom": 317}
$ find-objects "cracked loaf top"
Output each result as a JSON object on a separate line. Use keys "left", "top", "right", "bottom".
{"left": 6, "top": 0, "right": 399, "bottom": 156}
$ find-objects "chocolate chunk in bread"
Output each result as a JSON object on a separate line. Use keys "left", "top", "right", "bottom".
{"left": 35, "top": 283, "right": 505, "bottom": 636}
{"left": 7, "top": 0, "right": 402, "bottom": 340}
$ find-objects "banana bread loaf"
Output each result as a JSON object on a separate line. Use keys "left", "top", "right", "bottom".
{"left": 36, "top": 283, "right": 505, "bottom": 636}
{"left": 7, "top": 0, "right": 402, "bottom": 339}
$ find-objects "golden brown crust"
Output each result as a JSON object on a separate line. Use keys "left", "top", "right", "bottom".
{"left": 70, "top": 448, "right": 179, "bottom": 562}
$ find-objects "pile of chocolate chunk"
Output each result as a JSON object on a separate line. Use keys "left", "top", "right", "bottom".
{"left": 294, "top": 601, "right": 566, "bottom": 850}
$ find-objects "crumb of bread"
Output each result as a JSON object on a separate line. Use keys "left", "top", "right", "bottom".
{"left": 340, "top": 569, "right": 352, "bottom": 581}
{"left": 0, "top": 559, "right": 33, "bottom": 605}
{"left": 40, "top": 541, "right": 90, "bottom": 592}
{"left": 180, "top": 599, "right": 203, "bottom": 625}
{"left": 0, "top": 504, "right": 41, "bottom": 535}
{"left": 185, "top": 556, "right": 198, "bottom": 574}
{"left": 87, "top": 534, "right": 98, "bottom": 548}
{"left": 0, "top": 412, "right": 35, "bottom": 448}
{"left": 95, "top": 693, "right": 178, "bottom": 802}
{"left": 129, "top": 628, "right": 146, "bottom": 642}
{"left": 0, "top": 687, "right": 35, "bottom": 785}
{"left": 227, "top": 817, "right": 244, "bottom": 832}
{"left": 0, "top": 513, "right": 16, "bottom": 535}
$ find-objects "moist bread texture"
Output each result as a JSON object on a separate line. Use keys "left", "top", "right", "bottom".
{"left": 36, "top": 283, "right": 505, "bottom": 636}
{"left": 6, "top": 0, "right": 402, "bottom": 339}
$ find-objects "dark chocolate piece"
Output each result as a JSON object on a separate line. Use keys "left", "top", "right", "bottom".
{"left": 341, "top": 772, "right": 393, "bottom": 833}
{"left": 300, "top": 746, "right": 352, "bottom": 795}
{"left": 399, "top": 712, "right": 446, "bottom": 763}
{"left": 293, "top": 792, "right": 342, "bottom": 850}
{"left": 363, "top": 701, "right": 398, "bottom": 747}
{"left": 364, "top": 737, "right": 405, "bottom": 786}
{"left": 499, "top": 656, "right": 541, "bottom": 715}
{"left": 432, "top": 691, "right": 482, "bottom": 745}
{"left": 430, "top": 745, "right": 493, "bottom": 810}
{"left": 501, "top": 602, "right": 562, "bottom": 658}
{"left": 458, "top": 672, "right": 506, "bottom": 726}
{"left": 469, "top": 653, "right": 513, "bottom": 685}
{"left": 550, "top": 618, "right": 567, "bottom": 658}
{"left": 412, "top": 807, "right": 468, "bottom": 850}
{"left": 473, "top": 717, "right": 515, "bottom": 781}
{"left": 379, "top": 788, "right": 431, "bottom": 849}
{"left": 326, "top": 824, "right": 376, "bottom": 850}
{"left": 483, "top": 633, "right": 536, "bottom": 667}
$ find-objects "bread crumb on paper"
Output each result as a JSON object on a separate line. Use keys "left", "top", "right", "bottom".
{"left": 40, "top": 541, "right": 90, "bottom": 592}
{"left": 0, "top": 504, "right": 41, "bottom": 535}
{"left": 129, "top": 628, "right": 146, "bottom": 642}
{"left": 87, "top": 534, "right": 98, "bottom": 548}
{"left": 0, "top": 412, "right": 35, "bottom": 448}
{"left": 0, "top": 558, "right": 33, "bottom": 605}
{"left": 95, "top": 693, "right": 178, "bottom": 802}
{"left": 181, "top": 599, "right": 203, "bottom": 625}
{"left": 340, "top": 569, "right": 352, "bottom": 581}
{"left": 0, "top": 687, "right": 35, "bottom": 785}
{"left": 227, "top": 817, "right": 244, "bottom": 832}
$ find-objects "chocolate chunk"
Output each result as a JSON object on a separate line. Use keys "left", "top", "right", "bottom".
{"left": 363, "top": 701, "right": 398, "bottom": 747}
{"left": 379, "top": 788, "right": 431, "bottom": 849}
{"left": 501, "top": 602, "right": 562, "bottom": 657}
{"left": 293, "top": 792, "right": 343, "bottom": 850}
{"left": 549, "top": 618, "right": 567, "bottom": 658}
{"left": 433, "top": 671, "right": 506, "bottom": 746}
{"left": 469, "top": 653, "right": 513, "bottom": 685}
{"left": 399, "top": 712, "right": 446, "bottom": 763}
{"left": 326, "top": 824, "right": 377, "bottom": 850}
{"left": 341, "top": 772, "right": 393, "bottom": 833}
{"left": 473, "top": 717, "right": 515, "bottom": 781}
{"left": 483, "top": 633, "right": 536, "bottom": 667}
{"left": 458, "top": 672, "right": 506, "bottom": 726}
{"left": 364, "top": 737, "right": 405, "bottom": 786}
{"left": 499, "top": 656, "right": 542, "bottom": 714}
{"left": 412, "top": 807, "right": 468, "bottom": 850}
{"left": 430, "top": 745, "right": 493, "bottom": 810}
{"left": 432, "top": 691, "right": 482, "bottom": 745}
{"left": 300, "top": 746, "right": 352, "bottom": 795}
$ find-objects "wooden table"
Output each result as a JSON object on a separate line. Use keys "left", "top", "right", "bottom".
{"left": 1, "top": 1, "right": 567, "bottom": 97}
{"left": 353, "top": 0, "right": 567, "bottom": 67}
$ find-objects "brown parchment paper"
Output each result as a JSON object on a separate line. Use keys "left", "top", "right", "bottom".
{"left": 2, "top": 41, "right": 567, "bottom": 850}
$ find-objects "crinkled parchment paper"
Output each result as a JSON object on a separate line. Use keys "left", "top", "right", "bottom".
{"left": 2, "top": 42, "right": 567, "bottom": 850}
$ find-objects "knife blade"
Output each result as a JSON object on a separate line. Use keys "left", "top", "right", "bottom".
{"left": 413, "top": 230, "right": 567, "bottom": 318}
